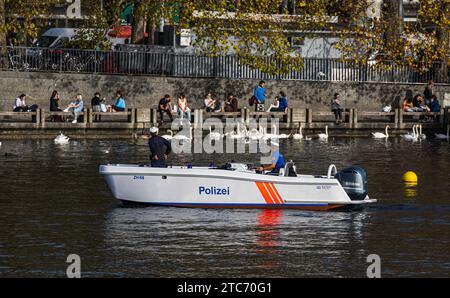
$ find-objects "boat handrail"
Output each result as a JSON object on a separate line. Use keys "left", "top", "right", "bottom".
{"left": 327, "top": 164, "right": 338, "bottom": 179}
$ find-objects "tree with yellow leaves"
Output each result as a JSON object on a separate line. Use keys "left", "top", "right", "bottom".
{"left": 336, "top": 0, "right": 450, "bottom": 81}
{"left": 0, "top": 0, "right": 63, "bottom": 46}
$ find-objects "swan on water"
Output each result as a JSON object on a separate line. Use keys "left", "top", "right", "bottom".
{"left": 161, "top": 130, "right": 173, "bottom": 140}
{"left": 293, "top": 126, "right": 303, "bottom": 140}
{"left": 269, "top": 124, "right": 290, "bottom": 139}
{"left": 318, "top": 126, "right": 328, "bottom": 140}
{"left": 435, "top": 124, "right": 449, "bottom": 140}
{"left": 248, "top": 127, "right": 264, "bottom": 141}
{"left": 54, "top": 132, "right": 70, "bottom": 144}
{"left": 402, "top": 125, "right": 418, "bottom": 141}
{"left": 173, "top": 127, "right": 193, "bottom": 141}
{"left": 225, "top": 123, "right": 246, "bottom": 139}
{"left": 209, "top": 127, "right": 222, "bottom": 141}
{"left": 418, "top": 124, "right": 426, "bottom": 140}
{"left": 372, "top": 125, "right": 390, "bottom": 139}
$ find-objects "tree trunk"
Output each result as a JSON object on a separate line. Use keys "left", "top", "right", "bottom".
{"left": 0, "top": 0, "right": 6, "bottom": 46}
{"left": 131, "top": 2, "right": 146, "bottom": 44}
{"left": 145, "top": 16, "right": 156, "bottom": 45}
{"left": 436, "top": 3, "right": 450, "bottom": 83}
{"left": 382, "top": 0, "right": 402, "bottom": 54}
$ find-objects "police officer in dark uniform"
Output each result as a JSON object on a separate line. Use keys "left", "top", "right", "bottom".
{"left": 148, "top": 127, "right": 172, "bottom": 167}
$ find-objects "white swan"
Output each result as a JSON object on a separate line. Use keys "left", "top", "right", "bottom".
{"left": 372, "top": 125, "right": 390, "bottom": 139}
{"left": 318, "top": 125, "right": 328, "bottom": 140}
{"left": 225, "top": 123, "right": 246, "bottom": 139}
{"left": 402, "top": 125, "right": 418, "bottom": 141}
{"left": 248, "top": 127, "right": 264, "bottom": 140}
{"left": 173, "top": 127, "right": 193, "bottom": 141}
{"left": 418, "top": 124, "right": 426, "bottom": 140}
{"left": 270, "top": 124, "right": 290, "bottom": 139}
{"left": 293, "top": 126, "right": 303, "bottom": 140}
{"left": 383, "top": 105, "right": 392, "bottom": 112}
{"left": 161, "top": 130, "right": 173, "bottom": 140}
{"left": 435, "top": 125, "right": 450, "bottom": 140}
{"left": 54, "top": 132, "right": 70, "bottom": 144}
{"left": 209, "top": 127, "right": 222, "bottom": 141}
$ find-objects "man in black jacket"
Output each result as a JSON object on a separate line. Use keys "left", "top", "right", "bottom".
{"left": 148, "top": 127, "right": 172, "bottom": 168}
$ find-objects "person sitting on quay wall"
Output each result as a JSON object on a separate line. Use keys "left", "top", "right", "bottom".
{"left": 267, "top": 91, "right": 288, "bottom": 114}
{"left": 177, "top": 93, "right": 191, "bottom": 128}
{"left": 253, "top": 80, "right": 267, "bottom": 111}
{"left": 427, "top": 95, "right": 441, "bottom": 121}
{"left": 49, "top": 90, "right": 63, "bottom": 122}
{"left": 91, "top": 92, "right": 102, "bottom": 113}
{"left": 158, "top": 94, "right": 173, "bottom": 124}
{"left": 204, "top": 92, "right": 216, "bottom": 112}
{"left": 330, "top": 92, "right": 343, "bottom": 124}
{"left": 13, "top": 94, "right": 28, "bottom": 112}
{"left": 65, "top": 94, "right": 84, "bottom": 124}
{"left": 402, "top": 96, "right": 415, "bottom": 112}
{"left": 91, "top": 92, "right": 102, "bottom": 121}
{"left": 111, "top": 90, "right": 126, "bottom": 112}
{"left": 224, "top": 93, "right": 238, "bottom": 112}
{"left": 100, "top": 98, "right": 108, "bottom": 113}
{"left": 412, "top": 94, "right": 429, "bottom": 112}
{"left": 13, "top": 94, "right": 38, "bottom": 113}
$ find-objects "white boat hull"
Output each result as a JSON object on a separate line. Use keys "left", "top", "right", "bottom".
{"left": 100, "top": 164, "right": 376, "bottom": 211}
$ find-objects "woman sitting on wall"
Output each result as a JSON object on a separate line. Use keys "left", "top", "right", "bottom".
{"left": 112, "top": 90, "right": 126, "bottom": 112}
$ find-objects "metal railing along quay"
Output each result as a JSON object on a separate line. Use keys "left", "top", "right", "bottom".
{"left": 0, "top": 46, "right": 444, "bottom": 83}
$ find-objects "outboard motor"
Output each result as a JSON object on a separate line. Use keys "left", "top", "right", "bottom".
{"left": 335, "top": 167, "right": 368, "bottom": 200}
{"left": 284, "top": 161, "right": 298, "bottom": 177}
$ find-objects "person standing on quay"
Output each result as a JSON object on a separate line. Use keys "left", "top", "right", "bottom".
{"left": 424, "top": 80, "right": 434, "bottom": 107}
{"left": 91, "top": 92, "right": 102, "bottom": 121}
{"left": 253, "top": 80, "right": 266, "bottom": 111}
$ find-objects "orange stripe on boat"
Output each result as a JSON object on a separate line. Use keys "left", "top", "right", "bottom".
{"left": 255, "top": 182, "right": 274, "bottom": 204}
{"left": 270, "top": 183, "right": 284, "bottom": 204}
{"left": 264, "top": 182, "right": 282, "bottom": 204}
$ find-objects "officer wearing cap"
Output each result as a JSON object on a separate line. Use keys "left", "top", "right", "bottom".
{"left": 148, "top": 127, "right": 172, "bottom": 167}
{"left": 257, "top": 141, "right": 285, "bottom": 174}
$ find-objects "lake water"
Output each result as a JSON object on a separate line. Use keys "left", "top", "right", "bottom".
{"left": 0, "top": 136, "right": 449, "bottom": 277}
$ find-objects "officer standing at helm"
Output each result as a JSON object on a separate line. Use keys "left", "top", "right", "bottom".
{"left": 148, "top": 127, "right": 172, "bottom": 168}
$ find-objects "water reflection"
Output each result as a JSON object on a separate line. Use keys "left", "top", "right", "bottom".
{"left": 0, "top": 137, "right": 449, "bottom": 277}
{"left": 256, "top": 210, "right": 282, "bottom": 248}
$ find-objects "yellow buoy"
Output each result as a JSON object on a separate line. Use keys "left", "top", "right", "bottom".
{"left": 403, "top": 171, "right": 418, "bottom": 184}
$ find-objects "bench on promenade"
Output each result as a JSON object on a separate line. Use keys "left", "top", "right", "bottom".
{"left": 203, "top": 110, "right": 242, "bottom": 120}
{"left": 0, "top": 111, "right": 39, "bottom": 123}
{"left": 40, "top": 109, "right": 88, "bottom": 129}
{"left": 89, "top": 108, "right": 135, "bottom": 124}
{"left": 248, "top": 111, "right": 289, "bottom": 123}
{"left": 309, "top": 109, "right": 352, "bottom": 123}
{"left": 303, "top": 109, "right": 352, "bottom": 129}
{"left": 354, "top": 111, "right": 396, "bottom": 124}
{"left": 150, "top": 108, "right": 196, "bottom": 125}
{"left": 401, "top": 109, "right": 444, "bottom": 124}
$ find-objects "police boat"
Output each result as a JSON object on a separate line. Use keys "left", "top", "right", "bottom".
{"left": 100, "top": 162, "right": 376, "bottom": 211}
